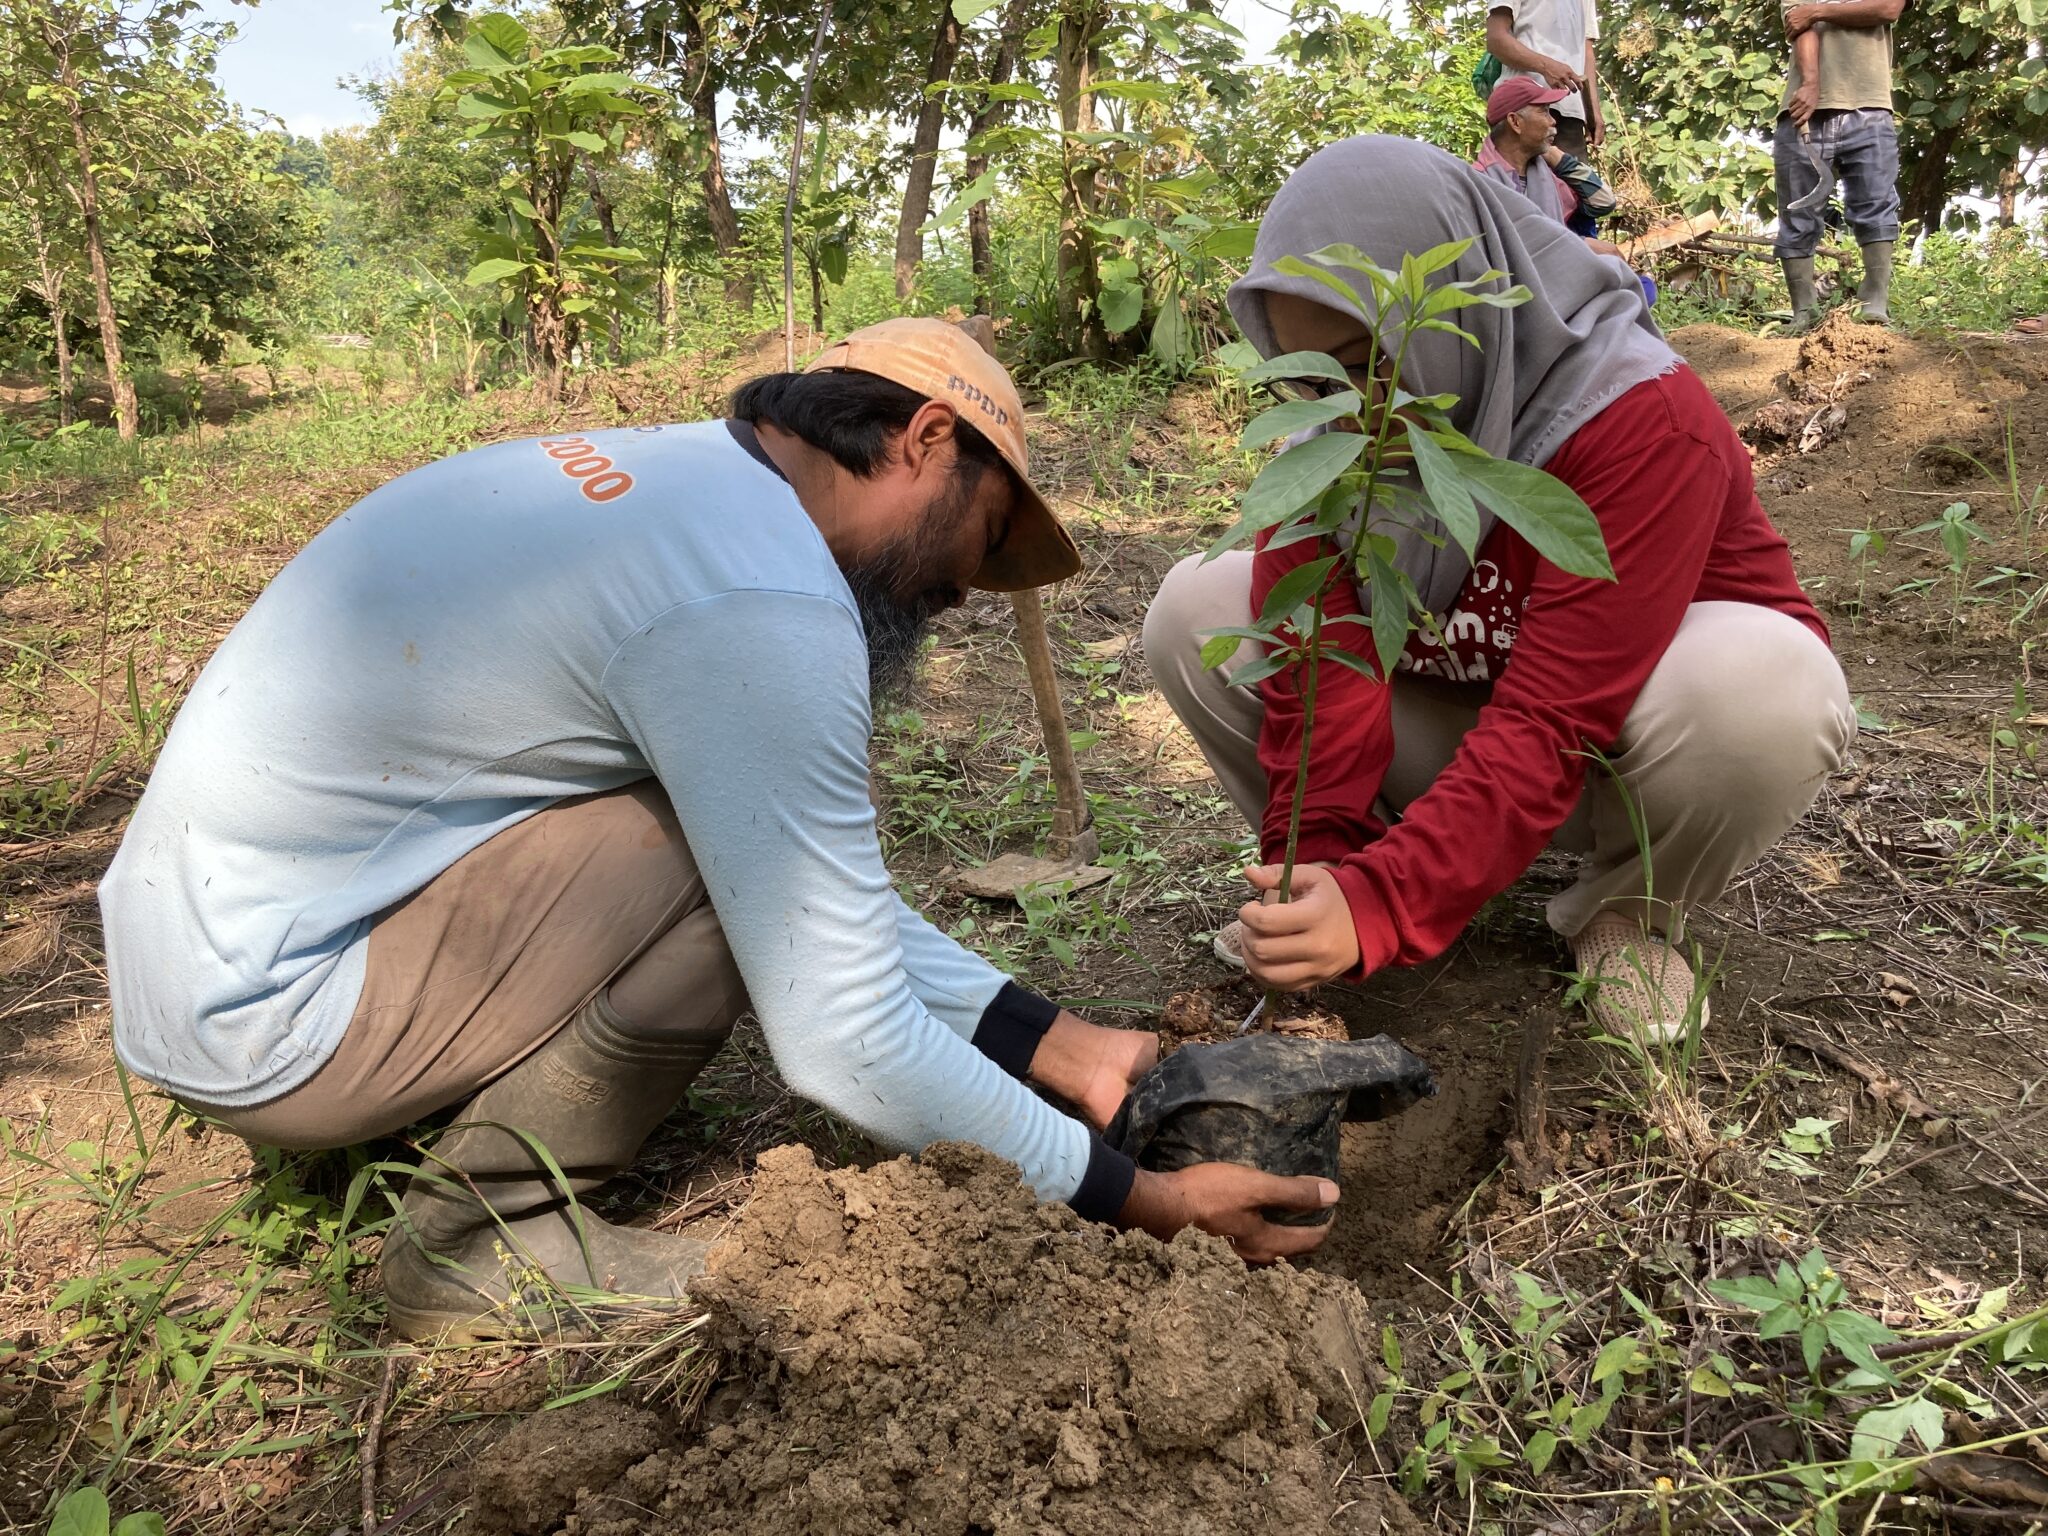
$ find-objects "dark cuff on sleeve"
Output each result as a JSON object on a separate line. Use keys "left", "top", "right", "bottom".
{"left": 970, "top": 980, "right": 1061, "bottom": 1079}
{"left": 1067, "top": 1135, "right": 1138, "bottom": 1225}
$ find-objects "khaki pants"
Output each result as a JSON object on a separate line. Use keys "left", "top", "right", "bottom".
{"left": 213, "top": 782, "right": 747, "bottom": 1149}
{"left": 1142, "top": 552, "right": 1856, "bottom": 939}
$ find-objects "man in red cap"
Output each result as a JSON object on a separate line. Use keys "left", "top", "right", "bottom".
{"left": 1474, "top": 76, "right": 1619, "bottom": 243}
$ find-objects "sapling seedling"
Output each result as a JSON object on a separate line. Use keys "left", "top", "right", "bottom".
{"left": 1202, "top": 240, "right": 1615, "bottom": 1013}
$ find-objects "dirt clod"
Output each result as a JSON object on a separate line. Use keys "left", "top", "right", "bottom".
{"left": 469, "top": 1399, "right": 666, "bottom": 1536}
{"left": 1157, "top": 987, "right": 1348, "bottom": 1055}
{"left": 475, "top": 1142, "right": 1422, "bottom": 1536}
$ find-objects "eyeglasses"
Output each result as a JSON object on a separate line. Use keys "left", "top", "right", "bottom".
{"left": 1266, "top": 362, "right": 1384, "bottom": 405}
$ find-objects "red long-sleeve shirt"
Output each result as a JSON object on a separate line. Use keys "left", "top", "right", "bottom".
{"left": 1250, "top": 364, "right": 1826, "bottom": 974}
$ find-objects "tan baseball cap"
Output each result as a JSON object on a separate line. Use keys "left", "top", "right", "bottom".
{"left": 803, "top": 317, "right": 1081, "bottom": 592}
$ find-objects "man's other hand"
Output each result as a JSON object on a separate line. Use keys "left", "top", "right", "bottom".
{"left": 1588, "top": 103, "right": 1607, "bottom": 148}
{"left": 1788, "top": 77, "right": 1820, "bottom": 124}
{"left": 1028, "top": 1011, "right": 1158, "bottom": 1132}
{"left": 1536, "top": 54, "right": 1583, "bottom": 90}
{"left": 1120, "top": 1163, "right": 1340, "bottom": 1262}
{"left": 1783, "top": 3, "right": 1822, "bottom": 33}
{"left": 1238, "top": 863, "right": 1360, "bottom": 991}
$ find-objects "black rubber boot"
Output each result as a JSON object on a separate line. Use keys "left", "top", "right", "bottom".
{"left": 1782, "top": 257, "right": 1822, "bottom": 334}
{"left": 1855, "top": 241, "right": 1894, "bottom": 325}
{"left": 380, "top": 990, "right": 729, "bottom": 1342}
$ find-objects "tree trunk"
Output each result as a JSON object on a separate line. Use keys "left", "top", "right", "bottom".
{"left": 51, "top": 303, "right": 75, "bottom": 428}
{"left": 56, "top": 39, "right": 138, "bottom": 439}
{"left": 966, "top": 0, "right": 1030, "bottom": 316}
{"left": 581, "top": 155, "right": 625, "bottom": 362}
{"left": 1054, "top": 2, "right": 1108, "bottom": 359}
{"left": 810, "top": 254, "right": 825, "bottom": 333}
{"left": 1902, "top": 123, "right": 1958, "bottom": 237}
{"left": 1996, "top": 158, "right": 2021, "bottom": 227}
{"left": 684, "top": 6, "right": 749, "bottom": 309}
{"left": 892, "top": 4, "right": 964, "bottom": 300}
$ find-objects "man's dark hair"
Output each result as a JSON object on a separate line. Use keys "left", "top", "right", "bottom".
{"left": 729, "top": 369, "right": 1009, "bottom": 481}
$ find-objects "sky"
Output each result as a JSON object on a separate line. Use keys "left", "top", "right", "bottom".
{"left": 201, "top": 0, "right": 401, "bottom": 140}
{"left": 200, "top": 0, "right": 1311, "bottom": 141}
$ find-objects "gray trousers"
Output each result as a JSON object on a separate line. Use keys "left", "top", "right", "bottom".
{"left": 1773, "top": 108, "right": 1902, "bottom": 258}
{"left": 1143, "top": 552, "right": 1857, "bottom": 939}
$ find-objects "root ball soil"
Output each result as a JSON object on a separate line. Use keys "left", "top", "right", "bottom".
{"left": 469, "top": 1142, "right": 1423, "bottom": 1536}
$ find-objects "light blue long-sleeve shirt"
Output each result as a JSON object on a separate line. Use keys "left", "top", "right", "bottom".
{"left": 99, "top": 422, "right": 1100, "bottom": 1205}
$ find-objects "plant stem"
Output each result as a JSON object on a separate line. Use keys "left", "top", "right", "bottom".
{"left": 1277, "top": 585, "right": 1327, "bottom": 907}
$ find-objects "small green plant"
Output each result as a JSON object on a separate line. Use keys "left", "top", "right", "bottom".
{"left": 1908, "top": 499, "right": 1990, "bottom": 633}
{"left": 1201, "top": 241, "right": 1611, "bottom": 1008}
{"left": 1841, "top": 523, "right": 1887, "bottom": 629}
{"left": 44, "top": 1487, "right": 165, "bottom": 1536}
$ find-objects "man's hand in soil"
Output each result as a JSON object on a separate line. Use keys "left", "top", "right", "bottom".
{"left": 1120, "top": 1164, "right": 1340, "bottom": 1263}
{"left": 1028, "top": 1011, "right": 1158, "bottom": 1132}
{"left": 1237, "top": 864, "right": 1361, "bottom": 991}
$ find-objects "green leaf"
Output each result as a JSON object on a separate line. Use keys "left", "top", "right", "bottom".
{"left": 1403, "top": 427, "right": 1485, "bottom": 555}
{"left": 558, "top": 130, "right": 608, "bottom": 152}
{"left": 1524, "top": 1428, "right": 1559, "bottom": 1475}
{"left": 463, "top": 258, "right": 528, "bottom": 286}
{"left": 1362, "top": 545, "right": 1411, "bottom": 676}
{"left": 1688, "top": 1365, "right": 1733, "bottom": 1398}
{"left": 1382, "top": 1325, "right": 1403, "bottom": 1374}
{"left": 1850, "top": 1398, "right": 1944, "bottom": 1464}
{"left": 556, "top": 71, "right": 637, "bottom": 97}
{"left": 455, "top": 93, "right": 517, "bottom": 119}
{"left": 1243, "top": 433, "right": 1364, "bottom": 526}
{"left": 1756, "top": 1302, "right": 1803, "bottom": 1340}
{"left": 1240, "top": 350, "right": 1352, "bottom": 390}
{"left": 1240, "top": 392, "right": 1361, "bottom": 450}
{"left": 1199, "top": 633, "right": 1244, "bottom": 670}
{"left": 953, "top": 0, "right": 1000, "bottom": 19}
{"left": 113, "top": 1516, "right": 166, "bottom": 1536}
{"left": 1097, "top": 283, "right": 1144, "bottom": 336}
{"left": 472, "top": 13, "right": 530, "bottom": 59}
{"left": 1212, "top": 340, "right": 1260, "bottom": 371}
{"left": 1196, "top": 223, "right": 1258, "bottom": 261}
{"left": 49, "top": 1489, "right": 110, "bottom": 1536}
{"left": 1260, "top": 556, "right": 1339, "bottom": 625}
{"left": 1149, "top": 293, "right": 1194, "bottom": 368}
{"left": 1433, "top": 448, "right": 1612, "bottom": 581}
{"left": 1272, "top": 255, "right": 1369, "bottom": 316}
{"left": 1367, "top": 1391, "right": 1393, "bottom": 1437}
{"left": 922, "top": 170, "right": 999, "bottom": 233}
{"left": 1227, "top": 652, "right": 1291, "bottom": 689}
{"left": 1590, "top": 1335, "right": 1641, "bottom": 1384}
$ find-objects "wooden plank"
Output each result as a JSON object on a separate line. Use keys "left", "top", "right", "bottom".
{"left": 1618, "top": 212, "right": 1722, "bottom": 260}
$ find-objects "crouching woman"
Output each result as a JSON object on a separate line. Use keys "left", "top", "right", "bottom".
{"left": 1145, "top": 136, "right": 1855, "bottom": 1038}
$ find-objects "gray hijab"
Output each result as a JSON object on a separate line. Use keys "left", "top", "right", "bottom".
{"left": 1227, "top": 135, "right": 1677, "bottom": 618}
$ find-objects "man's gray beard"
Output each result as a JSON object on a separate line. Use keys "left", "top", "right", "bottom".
{"left": 839, "top": 471, "right": 979, "bottom": 707}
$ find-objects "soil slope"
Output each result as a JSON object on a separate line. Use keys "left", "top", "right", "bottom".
{"left": 470, "top": 1143, "right": 1423, "bottom": 1536}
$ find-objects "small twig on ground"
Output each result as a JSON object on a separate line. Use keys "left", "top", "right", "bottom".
{"left": 1508, "top": 1009, "right": 1557, "bottom": 1185}
{"left": 1764, "top": 1017, "right": 1951, "bottom": 1132}
{"left": 361, "top": 1351, "right": 411, "bottom": 1536}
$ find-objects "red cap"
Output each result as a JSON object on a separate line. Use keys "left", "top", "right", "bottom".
{"left": 1485, "top": 76, "right": 1573, "bottom": 126}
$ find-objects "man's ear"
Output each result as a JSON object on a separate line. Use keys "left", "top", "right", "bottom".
{"left": 901, "top": 397, "right": 961, "bottom": 477}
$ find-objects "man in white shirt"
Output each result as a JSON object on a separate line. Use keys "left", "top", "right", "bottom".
{"left": 1486, "top": 0, "right": 1605, "bottom": 156}
{"left": 100, "top": 318, "right": 1340, "bottom": 1342}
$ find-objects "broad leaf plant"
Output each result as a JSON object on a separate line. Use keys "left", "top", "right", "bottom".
{"left": 1203, "top": 240, "right": 1615, "bottom": 970}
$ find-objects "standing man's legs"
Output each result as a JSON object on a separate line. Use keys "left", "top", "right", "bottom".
{"left": 1551, "top": 113, "right": 1590, "bottom": 159}
{"left": 1773, "top": 113, "right": 1829, "bottom": 333}
{"left": 1832, "top": 109, "right": 1902, "bottom": 324}
{"left": 215, "top": 781, "right": 750, "bottom": 1340}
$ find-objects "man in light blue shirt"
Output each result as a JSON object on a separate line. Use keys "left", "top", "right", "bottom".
{"left": 100, "top": 319, "right": 1338, "bottom": 1341}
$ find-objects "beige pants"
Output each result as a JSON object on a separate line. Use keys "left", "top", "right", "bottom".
{"left": 213, "top": 782, "right": 747, "bottom": 1148}
{"left": 1142, "top": 551, "right": 1857, "bottom": 938}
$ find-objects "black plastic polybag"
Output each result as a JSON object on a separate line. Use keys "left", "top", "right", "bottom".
{"left": 1106, "top": 1034, "right": 1438, "bottom": 1226}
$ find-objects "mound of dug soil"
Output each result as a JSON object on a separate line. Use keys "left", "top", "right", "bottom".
{"left": 472, "top": 1142, "right": 1423, "bottom": 1536}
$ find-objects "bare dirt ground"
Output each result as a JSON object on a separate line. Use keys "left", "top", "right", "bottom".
{"left": 3, "top": 317, "right": 2046, "bottom": 1533}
